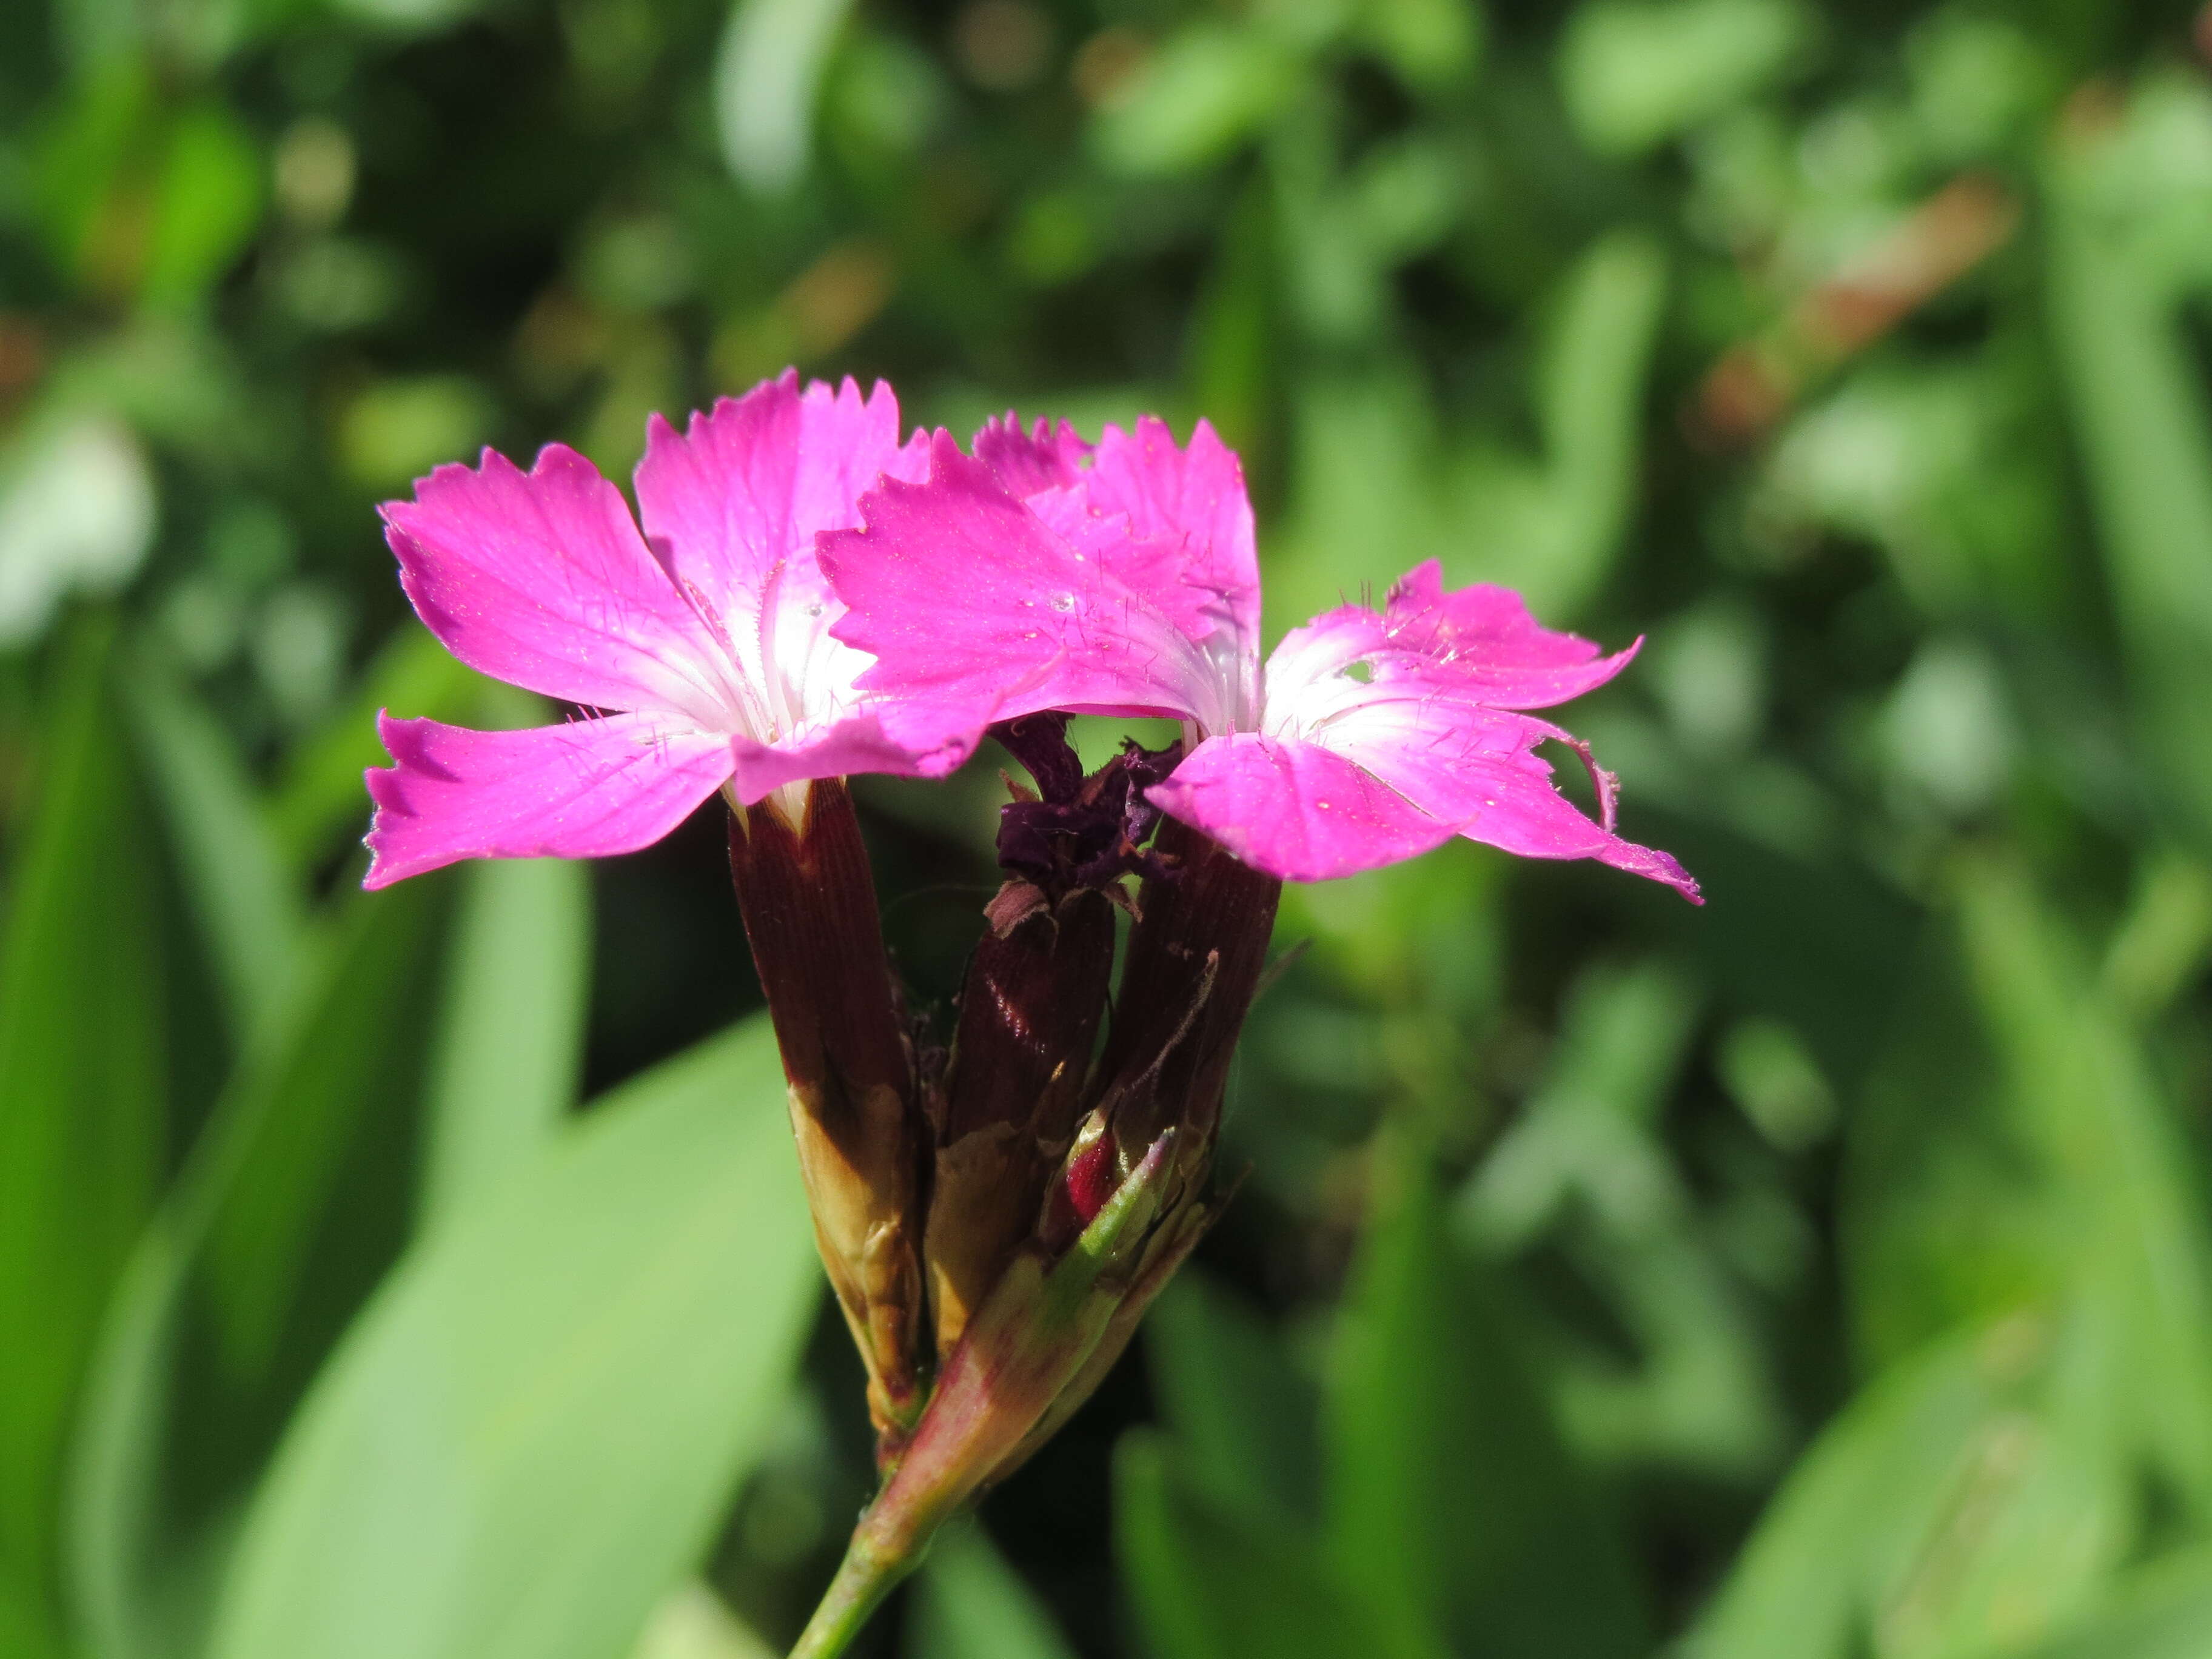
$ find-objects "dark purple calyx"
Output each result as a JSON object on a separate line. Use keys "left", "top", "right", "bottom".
{"left": 990, "top": 713, "right": 1181, "bottom": 907}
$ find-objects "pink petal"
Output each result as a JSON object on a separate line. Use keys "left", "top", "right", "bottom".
{"left": 1252, "top": 628, "right": 1702, "bottom": 897}
{"left": 822, "top": 431, "right": 1219, "bottom": 728}
{"left": 632, "top": 372, "right": 930, "bottom": 662}
{"left": 725, "top": 708, "right": 979, "bottom": 806}
{"left": 1146, "top": 732, "right": 1462, "bottom": 882}
{"left": 1083, "top": 417, "right": 1262, "bottom": 659}
{"left": 364, "top": 712, "right": 733, "bottom": 888}
{"left": 1446, "top": 745, "right": 1701, "bottom": 900}
{"left": 382, "top": 446, "right": 736, "bottom": 725}
{"left": 1326, "top": 694, "right": 1701, "bottom": 901}
{"left": 1258, "top": 602, "right": 1390, "bottom": 713}
{"left": 973, "top": 412, "right": 1092, "bottom": 497}
{"left": 1382, "top": 559, "right": 1638, "bottom": 708}
{"left": 1020, "top": 484, "right": 1221, "bottom": 649}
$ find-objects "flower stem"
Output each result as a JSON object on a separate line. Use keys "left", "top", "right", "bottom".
{"left": 786, "top": 1495, "right": 931, "bottom": 1659}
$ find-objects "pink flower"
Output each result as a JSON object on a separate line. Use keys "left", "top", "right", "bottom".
{"left": 364, "top": 372, "right": 969, "bottom": 888}
{"left": 823, "top": 416, "right": 1699, "bottom": 896}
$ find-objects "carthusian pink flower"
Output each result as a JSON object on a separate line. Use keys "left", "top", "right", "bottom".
{"left": 363, "top": 371, "right": 967, "bottom": 888}
{"left": 822, "top": 416, "right": 1700, "bottom": 897}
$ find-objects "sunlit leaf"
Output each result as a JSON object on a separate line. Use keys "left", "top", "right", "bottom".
{"left": 1091, "top": 26, "right": 1304, "bottom": 176}
{"left": 908, "top": 1522, "right": 1076, "bottom": 1659}
{"left": 1453, "top": 232, "right": 1668, "bottom": 622}
{"left": 714, "top": 0, "right": 859, "bottom": 192}
{"left": 206, "top": 1016, "right": 820, "bottom": 1659}
{"left": 2006, "top": 1550, "right": 2212, "bottom": 1659}
{"left": 416, "top": 854, "right": 592, "bottom": 1230}
{"left": 0, "top": 412, "right": 156, "bottom": 648}
{"left": 1686, "top": 1316, "right": 2131, "bottom": 1659}
{"left": 1356, "top": 0, "right": 1481, "bottom": 92}
{"left": 628, "top": 1582, "right": 777, "bottom": 1659}
{"left": 142, "top": 102, "right": 261, "bottom": 307}
{"left": 1463, "top": 960, "right": 1787, "bottom": 1479}
{"left": 1269, "top": 236, "right": 1664, "bottom": 629}
{"left": 1560, "top": 0, "right": 1814, "bottom": 156}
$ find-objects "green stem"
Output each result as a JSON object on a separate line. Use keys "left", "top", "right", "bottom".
{"left": 786, "top": 1496, "right": 933, "bottom": 1659}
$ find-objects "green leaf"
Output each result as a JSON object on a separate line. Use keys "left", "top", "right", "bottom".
{"left": 2007, "top": 1550, "right": 2212, "bottom": 1659}
{"left": 2045, "top": 84, "right": 2212, "bottom": 856}
{"left": 1452, "top": 232, "right": 1669, "bottom": 622}
{"left": 2100, "top": 850, "right": 2212, "bottom": 1025}
{"left": 338, "top": 376, "right": 496, "bottom": 492}
{"left": 1685, "top": 1317, "right": 2132, "bottom": 1659}
{"left": 713, "top": 0, "right": 860, "bottom": 192}
{"left": 203, "top": 882, "right": 445, "bottom": 1381}
{"left": 1269, "top": 236, "right": 1666, "bottom": 631}
{"left": 0, "top": 618, "right": 165, "bottom": 1651}
{"left": 326, "top": 0, "right": 491, "bottom": 32}
{"left": 1092, "top": 26, "right": 1304, "bottom": 177}
{"left": 1329, "top": 1131, "right": 1648, "bottom": 1659}
{"left": 1115, "top": 1431, "right": 1425, "bottom": 1659}
{"left": 1145, "top": 1268, "right": 1321, "bottom": 1524}
{"left": 1463, "top": 960, "right": 1787, "bottom": 1478}
{"left": 65, "top": 877, "right": 444, "bottom": 1659}
{"left": 142, "top": 103, "right": 261, "bottom": 308}
{"left": 907, "top": 1522, "right": 1076, "bottom": 1659}
{"left": 1559, "top": 0, "right": 1814, "bottom": 157}
{"left": 629, "top": 1583, "right": 777, "bottom": 1658}
{"left": 124, "top": 655, "right": 304, "bottom": 1051}
{"left": 0, "top": 410, "right": 158, "bottom": 648}
{"left": 416, "top": 856, "right": 592, "bottom": 1231}
{"left": 1355, "top": 0, "right": 1482, "bottom": 92}
{"left": 206, "top": 1016, "right": 820, "bottom": 1659}
{"left": 31, "top": 57, "right": 155, "bottom": 290}
{"left": 1843, "top": 859, "right": 2212, "bottom": 1504}
{"left": 1723, "top": 856, "right": 2212, "bottom": 1659}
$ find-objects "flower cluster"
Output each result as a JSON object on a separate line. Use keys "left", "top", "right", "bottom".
{"left": 361, "top": 369, "right": 1697, "bottom": 1657}
{"left": 367, "top": 374, "right": 1694, "bottom": 900}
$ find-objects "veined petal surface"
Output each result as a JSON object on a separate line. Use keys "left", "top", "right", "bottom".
{"left": 1381, "top": 559, "right": 1639, "bottom": 708}
{"left": 634, "top": 372, "right": 930, "bottom": 739}
{"left": 1082, "top": 416, "right": 1262, "bottom": 666}
{"left": 1446, "top": 743, "right": 1701, "bottom": 898}
{"left": 1158, "top": 558, "right": 1701, "bottom": 897}
{"left": 972, "top": 412, "right": 1091, "bottom": 497}
{"left": 364, "top": 712, "right": 735, "bottom": 887}
{"left": 826, "top": 433, "right": 1222, "bottom": 729}
{"left": 1145, "top": 733, "right": 1462, "bottom": 881}
{"left": 724, "top": 707, "right": 974, "bottom": 807}
{"left": 382, "top": 446, "right": 740, "bottom": 726}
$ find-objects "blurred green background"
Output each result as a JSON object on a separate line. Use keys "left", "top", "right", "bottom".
{"left": 10, "top": 0, "right": 2212, "bottom": 1655}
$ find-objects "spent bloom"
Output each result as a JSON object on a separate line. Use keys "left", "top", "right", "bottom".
{"left": 823, "top": 417, "right": 1700, "bottom": 897}
{"left": 363, "top": 370, "right": 967, "bottom": 887}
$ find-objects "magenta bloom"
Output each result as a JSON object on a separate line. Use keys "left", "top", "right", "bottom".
{"left": 363, "top": 372, "right": 973, "bottom": 888}
{"left": 823, "top": 417, "right": 1699, "bottom": 896}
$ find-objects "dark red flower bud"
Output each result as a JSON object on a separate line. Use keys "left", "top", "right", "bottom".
{"left": 726, "top": 781, "right": 926, "bottom": 1441}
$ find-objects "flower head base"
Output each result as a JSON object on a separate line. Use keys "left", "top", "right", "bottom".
{"left": 363, "top": 372, "right": 968, "bottom": 888}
